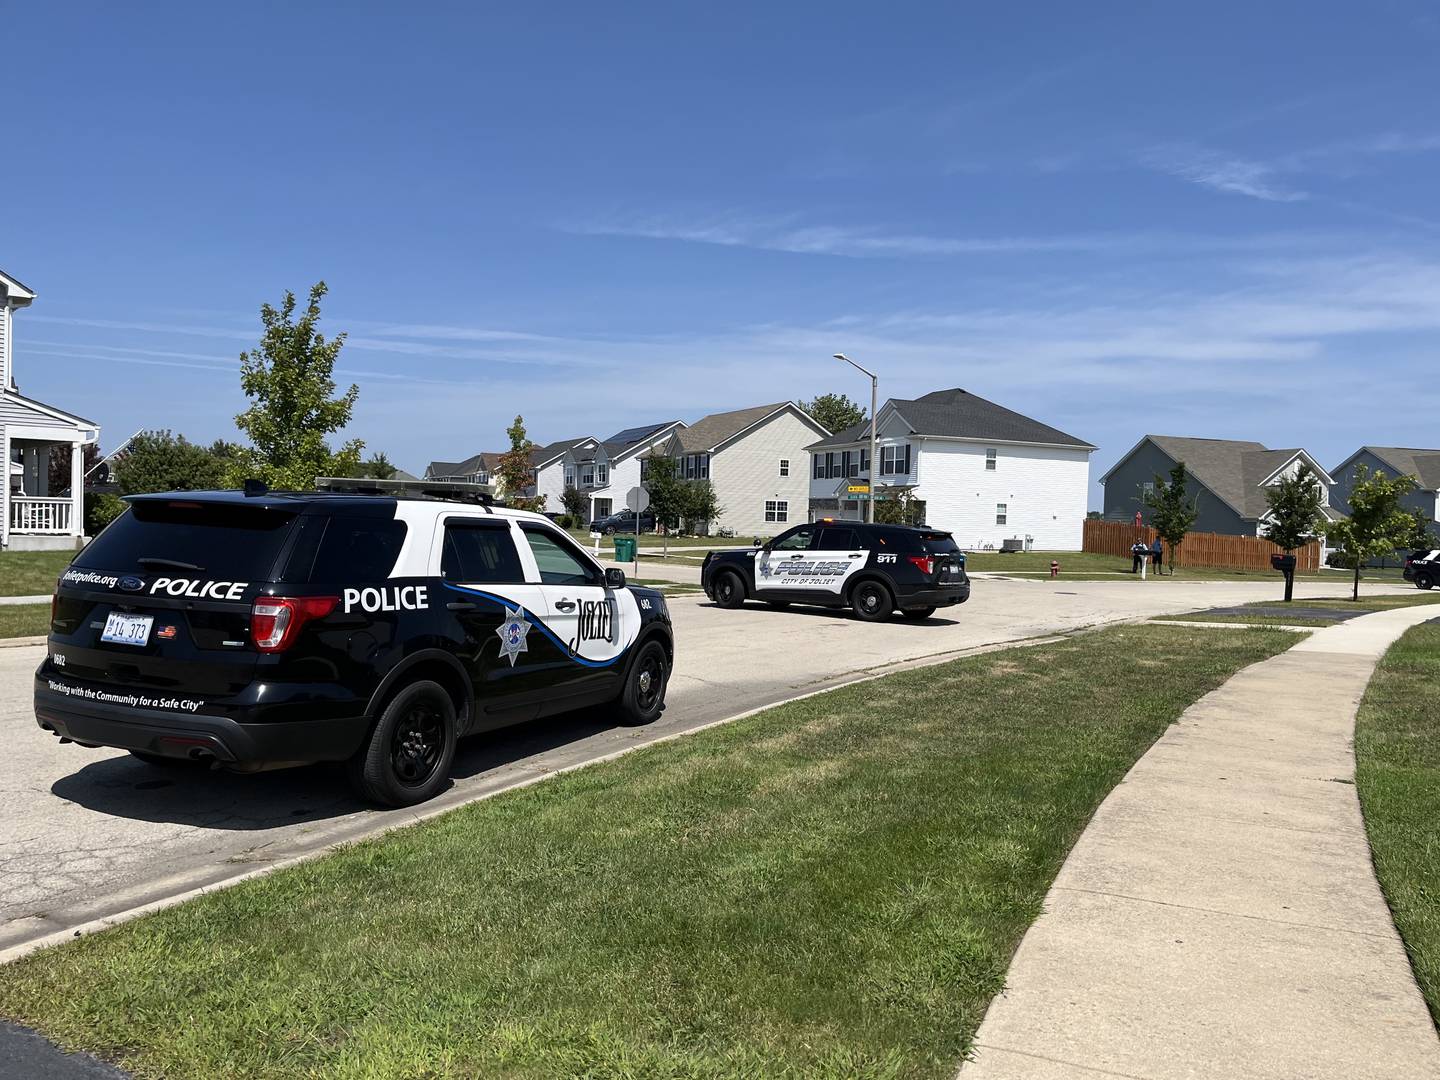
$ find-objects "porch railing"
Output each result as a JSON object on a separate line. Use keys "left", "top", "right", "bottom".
{"left": 9, "top": 496, "right": 75, "bottom": 535}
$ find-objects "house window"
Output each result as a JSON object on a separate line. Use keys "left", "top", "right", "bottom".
{"left": 680, "top": 453, "right": 710, "bottom": 480}
{"left": 779, "top": 458, "right": 789, "bottom": 477}
{"left": 813, "top": 455, "right": 825, "bottom": 479}
{"left": 563, "top": 467, "right": 576, "bottom": 488}
{"left": 596, "top": 463, "right": 608, "bottom": 485}
{"left": 861, "top": 448, "right": 870, "bottom": 474}
{"left": 996, "top": 503, "right": 1008, "bottom": 526}
{"left": 825, "top": 452, "right": 838, "bottom": 479}
{"left": 765, "top": 500, "right": 789, "bottom": 523}
{"left": 986, "top": 448, "right": 997, "bottom": 471}
{"left": 580, "top": 466, "right": 595, "bottom": 487}
{"left": 881, "top": 444, "right": 911, "bottom": 476}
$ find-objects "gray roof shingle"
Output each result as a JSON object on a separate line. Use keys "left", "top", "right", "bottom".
{"left": 673, "top": 403, "right": 795, "bottom": 453}
{"left": 1349, "top": 447, "right": 1440, "bottom": 492}
{"left": 1144, "top": 436, "right": 1325, "bottom": 521}
{"left": 805, "top": 389, "right": 1091, "bottom": 450}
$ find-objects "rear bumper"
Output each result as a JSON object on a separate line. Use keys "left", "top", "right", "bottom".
{"left": 34, "top": 682, "right": 370, "bottom": 766}
{"left": 897, "top": 581, "right": 971, "bottom": 609}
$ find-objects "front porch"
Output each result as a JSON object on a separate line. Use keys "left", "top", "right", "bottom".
{"left": 4, "top": 428, "right": 97, "bottom": 552}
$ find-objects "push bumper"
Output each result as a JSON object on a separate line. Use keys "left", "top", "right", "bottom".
{"left": 34, "top": 682, "right": 370, "bottom": 766}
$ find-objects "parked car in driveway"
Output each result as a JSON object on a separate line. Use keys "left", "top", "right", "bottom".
{"left": 589, "top": 509, "right": 657, "bottom": 534}
{"left": 701, "top": 519, "right": 970, "bottom": 621}
{"left": 1404, "top": 549, "right": 1439, "bottom": 589}
{"left": 35, "top": 486, "right": 673, "bottom": 806}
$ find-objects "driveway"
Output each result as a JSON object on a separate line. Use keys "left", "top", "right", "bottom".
{"left": 0, "top": 576, "right": 1403, "bottom": 958}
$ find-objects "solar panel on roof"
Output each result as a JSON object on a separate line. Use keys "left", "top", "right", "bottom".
{"left": 606, "top": 421, "right": 669, "bottom": 445}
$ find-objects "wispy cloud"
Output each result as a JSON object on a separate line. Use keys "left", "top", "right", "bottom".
{"left": 1141, "top": 143, "right": 1308, "bottom": 202}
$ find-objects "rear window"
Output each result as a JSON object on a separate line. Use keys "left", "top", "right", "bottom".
{"left": 73, "top": 501, "right": 298, "bottom": 580}
{"left": 918, "top": 531, "right": 961, "bottom": 556}
{"left": 292, "top": 516, "right": 408, "bottom": 583}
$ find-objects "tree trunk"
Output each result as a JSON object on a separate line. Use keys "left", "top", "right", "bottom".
{"left": 1352, "top": 556, "right": 1360, "bottom": 602}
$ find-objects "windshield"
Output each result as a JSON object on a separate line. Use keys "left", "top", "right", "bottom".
{"left": 917, "top": 531, "right": 961, "bottom": 556}
{"left": 72, "top": 501, "right": 299, "bottom": 581}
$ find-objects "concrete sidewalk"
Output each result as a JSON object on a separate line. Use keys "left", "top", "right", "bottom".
{"left": 962, "top": 605, "right": 1440, "bottom": 1080}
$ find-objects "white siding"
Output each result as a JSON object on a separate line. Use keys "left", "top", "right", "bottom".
{"left": 534, "top": 460, "right": 567, "bottom": 514}
{"left": 914, "top": 440, "right": 1091, "bottom": 551}
{"left": 711, "top": 408, "right": 824, "bottom": 536}
{"left": 0, "top": 304, "right": 9, "bottom": 391}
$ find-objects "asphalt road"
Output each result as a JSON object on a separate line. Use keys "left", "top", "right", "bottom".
{"left": 0, "top": 576, "right": 1402, "bottom": 960}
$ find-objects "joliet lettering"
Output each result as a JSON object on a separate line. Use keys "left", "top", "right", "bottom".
{"left": 343, "top": 585, "right": 429, "bottom": 613}
{"left": 150, "top": 577, "right": 248, "bottom": 600}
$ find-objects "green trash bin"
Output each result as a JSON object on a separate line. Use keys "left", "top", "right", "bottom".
{"left": 614, "top": 536, "right": 636, "bottom": 562}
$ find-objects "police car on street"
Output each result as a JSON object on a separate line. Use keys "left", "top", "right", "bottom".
{"left": 35, "top": 483, "right": 673, "bottom": 806}
{"left": 701, "top": 519, "right": 970, "bottom": 620}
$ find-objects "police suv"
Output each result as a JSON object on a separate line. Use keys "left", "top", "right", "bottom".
{"left": 701, "top": 519, "right": 970, "bottom": 620}
{"left": 35, "top": 487, "right": 673, "bottom": 806}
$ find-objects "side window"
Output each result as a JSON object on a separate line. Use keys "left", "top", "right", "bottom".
{"left": 771, "top": 525, "right": 814, "bottom": 551}
{"left": 522, "top": 527, "right": 597, "bottom": 586}
{"left": 779, "top": 458, "right": 790, "bottom": 477}
{"left": 442, "top": 523, "right": 523, "bottom": 583}
{"left": 816, "top": 527, "right": 859, "bottom": 550}
{"left": 986, "top": 448, "right": 997, "bottom": 471}
{"left": 309, "top": 517, "right": 408, "bottom": 582}
{"left": 765, "top": 499, "right": 789, "bottom": 523}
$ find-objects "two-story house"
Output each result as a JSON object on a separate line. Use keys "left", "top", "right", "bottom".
{"left": 1101, "top": 435, "right": 1338, "bottom": 537}
{"left": 805, "top": 388, "right": 1094, "bottom": 550}
{"left": 424, "top": 452, "right": 500, "bottom": 488}
{"left": 531, "top": 437, "right": 602, "bottom": 515}
{"left": 1330, "top": 447, "right": 1440, "bottom": 529}
{"left": 2, "top": 269, "right": 102, "bottom": 551}
{"left": 584, "top": 420, "right": 686, "bottom": 522}
{"left": 649, "top": 402, "right": 828, "bottom": 536}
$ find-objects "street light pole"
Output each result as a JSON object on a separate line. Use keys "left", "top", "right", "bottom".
{"left": 833, "top": 353, "right": 878, "bottom": 524}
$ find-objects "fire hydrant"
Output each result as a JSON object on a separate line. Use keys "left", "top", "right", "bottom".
{"left": 1050, "top": 560, "right": 1060, "bottom": 579}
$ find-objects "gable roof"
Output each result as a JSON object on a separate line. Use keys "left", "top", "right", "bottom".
{"left": 607, "top": 420, "right": 682, "bottom": 446}
{"left": 889, "top": 388, "right": 1094, "bottom": 448}
{"left": 0, "top": 268, "right": 36, "bottom": 305}
{"left": 805, "top": 420, "right": 872, "bottom": 451}
{"left": 2, "top": 390, "right": 97, "bottom": 428}
{"left": 530, "top": 437, "right": 596, "bottom": 468}
{"left": 425, "top": 451, "right": 502, "bottom": 479}
{"left": 1340, "top": 446, "right": 1440, "bottom": 492}
{"left": 673, "top": 402, "right": 820, "bottom": 453}
{"left": 1116, "top": 436, "right": 1331, "bottom": 521}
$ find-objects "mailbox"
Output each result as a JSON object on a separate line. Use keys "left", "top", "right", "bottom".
{"left": 1270, "top": 553, "right": 1296, "bottom": 572}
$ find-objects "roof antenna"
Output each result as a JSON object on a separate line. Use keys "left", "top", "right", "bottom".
{"left": 243, "top": 478, "right": 269, "bottom": 497}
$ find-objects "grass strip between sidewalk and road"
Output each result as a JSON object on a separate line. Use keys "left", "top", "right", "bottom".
{"left": 1151, "top": 593, "right": 1440, "bottom": 627}
{"left": 0, "top": 603, "right": 52, "bottom": 640}
{"left": 0, "top": 624, "right": 1294, "bottom": 1080}
{"left": 1356, "top": 620, "right": 1440, "bottom": 1028}
{"left": 0, "top": 550, "right": 73, "bottom": 597}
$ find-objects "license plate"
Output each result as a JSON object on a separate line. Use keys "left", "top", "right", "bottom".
{"left": 101, "top": 612, "right": 154, "bottom": 647}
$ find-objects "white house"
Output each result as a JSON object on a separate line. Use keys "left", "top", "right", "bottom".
{"left": 1, "top": 270, "right": 101, "bottom": 551}
{"left": 531, "top": 436, "right": 601, "bottom": 515}
{"left": 655, "top": 402, "right": 828, "bottom": 536}
{"left": 805, "top": 388, "right": 1094, "bottom": 550}
{"left": 585, "top": 420, "right": 686, "bottom": 521}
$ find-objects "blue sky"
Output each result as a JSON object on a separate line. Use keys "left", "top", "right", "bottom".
{"left": 8, "top": 2, "right": 1440, "bottom": 504}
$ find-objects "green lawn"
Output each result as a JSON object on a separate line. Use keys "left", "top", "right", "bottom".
{"left": 0, "top": 549, "right": 75, "bottom": 596}
{"left": 1153, "top": 593, "right": 1440, "bottom": 627}
{"left": 1356, "top": 621, "right": 1440, "bottom": 1027}
{"left": 0, "top": 624, "right": 1293, "bottom": 1080}
{"left": 0, "top": 603, "right": 51, "bottom": 638}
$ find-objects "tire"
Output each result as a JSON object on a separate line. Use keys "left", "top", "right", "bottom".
{"left": 850, "top": 579, "right": 894, "bottom": 622}
{"left": 902, "top": 606, "right": 936, "bottom": 620}
{"left": 347, "top": 679, "right": 457, "bottom": 807}
{"left": 616, "top": 639, "right": 669, "bottom": 726}
{"left": 713, "top": 570, "right": 746, "bottom": 609}
{"left": 128, "top": 749, "right": 207, "bottom": 768}
{"left": 1418, "top": 572, "right": 1433, "bottom": 590}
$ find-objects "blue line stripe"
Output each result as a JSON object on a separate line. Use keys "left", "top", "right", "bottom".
{"left": 442, "top": 583, "right": 623, "bottom": 669}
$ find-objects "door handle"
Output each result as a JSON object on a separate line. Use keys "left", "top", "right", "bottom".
{"left": 789, "top": 554, "right": 805, "bottom": 559}
{"left": 446, "top": 601, "right": 477, "bottom": 611}
{"left": 848, "top": 553, "right": 862, "bottom": 559}
{"left": 554, "top": 599, "right": 577, "bottom": 612}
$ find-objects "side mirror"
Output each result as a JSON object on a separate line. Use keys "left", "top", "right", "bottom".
{"left": 605, "top": 567, "right": 627, "bottom": 589}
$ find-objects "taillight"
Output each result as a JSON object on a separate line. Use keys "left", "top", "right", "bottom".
{"left": 908, "top": 555, "right": 934, "bottom": 575}
{"left": 251, "top": 595, "right": 338, "bottom": 652}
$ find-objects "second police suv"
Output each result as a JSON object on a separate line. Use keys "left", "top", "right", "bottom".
{"left": 701, "top": 518, "right": 970, "bottom": 620}
{"left": 35, "top": 484, "right": 673, "bottom": 807}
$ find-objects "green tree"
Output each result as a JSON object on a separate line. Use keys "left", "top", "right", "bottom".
{"left": 354, "top": 452, "right": 398, "bottom": 480}
{"left": 113, "top": 430, "right": 228, "bottom": 495}
{"left": 799, "top": 393, "right": 866, "bottom": 435}
{"left": 229, "top": 282, "right": 363, "bottom": 490}
{"left": 1142, "top": 462, "right": 1200, "bottom": 575}
{"left": 875, "top": 490, "right": 925, "bottom": 526}
{"left": 1262, "top": 463, "right": 1327, "bottom": 553}
{"left": 1324, "top": 466, "right": 1419, "bottom": 600}
{"left": 680, "top": 480, "right": 721, "bottom": 534}
{"left": 496, "top": 416, "right": 544, "bottom": 512}
{"left": 561, "top": 485, "right": 588, "bottom": 521}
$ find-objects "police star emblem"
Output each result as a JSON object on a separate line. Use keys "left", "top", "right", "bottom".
{"left": 496, "top": 606, "right": 532, "bottom": 666}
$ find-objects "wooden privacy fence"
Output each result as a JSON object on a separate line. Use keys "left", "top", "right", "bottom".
{"left": 1083, "top": 519, "right": 1322, "bottom": 572}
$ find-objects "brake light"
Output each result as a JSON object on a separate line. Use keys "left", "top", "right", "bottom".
{"left": 251, "top": 595, "right": 338, "bottom": 652}
{"left": 908, "top": 555, "right": 934, "bottom": 575}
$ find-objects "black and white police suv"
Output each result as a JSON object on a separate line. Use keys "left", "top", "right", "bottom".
{"left": 700, "top": 519, "right": 970, "bottom": 620}
{"left": 1404, "top": 549, "right": 1440, "bottom": 589}
{"left": 35, "top": 487, "right": 673, "bottom": 806}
